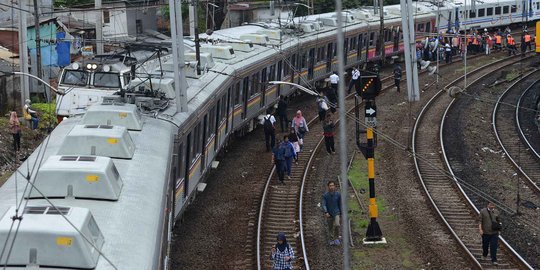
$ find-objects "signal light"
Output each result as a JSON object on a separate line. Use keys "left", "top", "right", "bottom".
{"left": 359, "top": 75, "right": 381, "bottom": 99}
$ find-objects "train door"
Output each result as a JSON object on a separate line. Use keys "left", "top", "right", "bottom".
{"left": 393, "top": 27, "right": 400, "bottom": 52}
{"left": 326, "top": 42, "right": 333, "bottom": 73}
{"left": 308, "top": 48, "right": 315, "bottom": 80}
{"left": 225, "top": 87, "right": 231, "bottom": 134}
{"left": 260, "top": 67, "right": 267, "bottom": 106}
{"left": 184, "top": 133, "right": 191, "bottom": 199}
{"left": 343, "top": 38, "right": 349, "bottom": 65}
{"left": 201, "top": 116, "right": 207, "bottom": 173}
{"left": 366, "top": 32, "right": 373, "bottom": 60}
{"left": 214, "top": 102, "right": 220, "bottom": 152}
{"left": 242, "top": 77, "right": 249, "bottom": 119}
{"left": 357, "top": 33, "right": 363, "bottom": 61}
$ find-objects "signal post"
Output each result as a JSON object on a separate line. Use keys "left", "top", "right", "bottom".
{"left": 356, "top": 74, "right": 386, "bottom": 244}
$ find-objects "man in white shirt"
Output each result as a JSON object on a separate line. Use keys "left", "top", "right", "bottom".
{"left": 347, "top": 67, "right": 360, "bottom": 94}
{"left": 327, "top": 72, "right": 339, "bottom": 109}
{"left": 263, "top": 110, "right": 277, "bottom": 152}
{"left": 329, "top": 72, "right": 339, "bottom": 90}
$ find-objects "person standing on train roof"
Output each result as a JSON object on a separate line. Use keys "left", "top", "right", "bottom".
{"left": 348, "top": 67, "right": 360, "bottom": 94}
{"left": 322, "top": 180, "right": 341, "bottom": 245}
{"left": 270, "top": 232, "right": 294, "bottom": 270}
{"left": 280, "top": 135, "right": 296, "bottom": 180}
{"left": 263, "top": 108, "right": 277, "bottom": 152}
{"left": 276, "top": 95, "right": 288, "bottom": 133}
{"left": 479, "top": 202, "right": 501, "bottom": 266}
{"left": 271, "top": 139, "right": 286, "bottom": 185}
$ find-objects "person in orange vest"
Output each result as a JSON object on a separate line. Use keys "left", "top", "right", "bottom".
{"left": 495, "top": 34, "right": 502, "bottom": 51}
{"left": 524, "top": 30, "right": 532, "bottom": 51}
{"left": 507, "top": 34, "right": 517, "bottom": 56}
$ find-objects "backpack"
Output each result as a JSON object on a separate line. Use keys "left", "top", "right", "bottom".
{"left": 23, "top": 106, "right": 32, "bottom": 120}
{"left": 263, "top": 115, "right": 274, "bottom": 132}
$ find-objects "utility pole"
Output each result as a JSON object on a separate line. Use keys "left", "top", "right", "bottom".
{"left": 18, "top": 0, "right": 30, "bottom": 106}
{"left": 95, "top": 0, "right": 103, "bottom": 54}
{"left": 189, "top": 3, "right": 196, "bottom": 36}
{"left": 378, "top": 0, "right": 385, "bottom": 65}
{"left": 192, "top": 0, "right": 201, "bottom": 75}
{"left": 400, "top": 0, "right": 420, "bottom": 101}
{"left": 169, "top": 0, "right": 188, "bottom": 112}
{"left": 32, "top": 0, "right": 45, "bottom": 100}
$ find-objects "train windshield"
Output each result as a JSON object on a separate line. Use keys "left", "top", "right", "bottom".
{"left": 93, "top": 72, "right": 121, "bottom": 88}
{"left": 61, "top": 70, "right": 89, "bottom": 86}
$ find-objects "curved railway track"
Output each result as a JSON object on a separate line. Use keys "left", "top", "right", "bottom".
{"left": 493, "top": 72, "right": 540, "bottom": 194}
{"left": 412, "top": 56, "right": 534, "bottom": 269}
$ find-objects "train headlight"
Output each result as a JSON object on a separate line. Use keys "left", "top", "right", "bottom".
{"left": 86, "top": 63, "right": 92, "bottom": 70}
{"left": 91, "top": 64, "right": 98, "bottom": 70}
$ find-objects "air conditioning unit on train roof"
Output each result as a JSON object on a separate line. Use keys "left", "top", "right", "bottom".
{"left": 58, "top": 125, "right": 135, "bottom": 159}
{"left": 331, "top": 13, "right": 355, "bottom": 23}
{"left": 200, "top": 45, "right": 235, "bottom": 60}
{"left": 319, "top": 17, "right": 338, "bottom": 27}
{"left": 185, "top": 52, "right": 215, "bottom": 68}
{"left": 27, "top": 155, "right": 123, "bottom": 200}
{"left": 239, "top": 33, "right": 269, "bottom": 45}
{"left": 0, "top": 206, "right": 104, "bottom": 269}
{"left": 221, "top": 41, "right": 254, "bottom": 52}
{"left": 300, "top": 22, "right": 316, "bottom": 33}
{"left": 82, "top": 103, "right": 143, "bottom": 131}
{"left": 354, "top": 10, "right": 373, "bottom": 20}
{"left": 257, "top": 29, "right": 282, "bottom": 40}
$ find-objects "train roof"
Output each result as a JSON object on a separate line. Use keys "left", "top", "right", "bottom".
{"left": 0, "top": 114, "right": 175, "bottom": 269}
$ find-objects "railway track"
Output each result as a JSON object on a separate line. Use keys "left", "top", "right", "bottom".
{"left": 493, "top": 72, "right": 540, "bottom": 194}
{"left": 413, "top": 55, "right": 534, "bottom": 269}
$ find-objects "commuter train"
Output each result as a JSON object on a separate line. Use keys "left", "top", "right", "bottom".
{"left": 1, "top": 0, "right": 537, "bottom": 269}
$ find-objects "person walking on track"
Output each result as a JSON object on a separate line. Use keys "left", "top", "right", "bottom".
{"left": 393, "top": 64, "right": 402, "bottom": 93}
{"left": 327, "top": 72, "right": 339, "bottom": 108}
{"left": 322, "top": 116, "right": 336, "bottom": 154}
{"left": 271, "top": 232, "right": 294, "bottom": 270}
{"left": 291, "top": 110, "right": 308, "bottom": 144}
{"left": 263, "top": 109, "right": 277, "bottom": 152}
{"left": 316, "top": 93, "right": 330, "bottom": 122}
{"left": 321, "top": 180, "right": 341, "bottom": 245}
{"left": 281, "top": 135, "right": 296, "bottom": 180}
{"left": 9, "top": 111, "right": 21, "bottom": 152}
{"left": 272, "top": 139, "right": 286, "bottom": 185}
{"left": 479, "top": 202, "right": 502, "bottom": 266}
{"left": 348, "top": 67, "right": 360, "bottom": 94}
{"left": 288, "top": 128, "right": 300, "bottom": 164}
{"left": 276, "top": 95, "right": 288, "bottom": 132}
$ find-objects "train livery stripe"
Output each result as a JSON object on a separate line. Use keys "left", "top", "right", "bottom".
{"left": 265, "top": 86, "right": 277, "bottom": 97}
{"left": 175, "top": 178, "right": 185, "bottom": 199}
{"left": 188, "top": 156, "right": 202, "bottom": 178}
{"left": 233, "top": 106, "right": 243, "bottom": 117}
{"left": 204, "top": 135, "right": 216, "bottom": 155}
{"left": 247, "top": 95, "right": 261, "bottom": 108}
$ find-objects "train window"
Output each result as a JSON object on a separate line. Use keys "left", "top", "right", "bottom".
{"left": 369, "top": 32, "right": 375, "bottom": 46}
{"left": 243, "top": 77, "right": 250, "bottom": 99}
{"left": 510, "top": 5, "right": 516, "bottom": 13}
{"left": 425, "top": 22, "right": 431, "bottom": 33}
{"left": 251, "top": 73, "right": 259, "bottom": 96}
{"left": 333, "top": 42, "right": 337, "bottom": 57}
{"left": 536, "top": 2, "right": 539, "bottom": 9}
{"left": 283, "top": 58, "right": 290, "bottom": 78}
{"left": 301, "top": 51, "right": 307, "bottom": 69}
{"left": 269, "top": 64, "right": 276, "bottom": 82}
{"left": 469, "top": 10, "right": 476, "bottom": 18}
{"left": 261, "top": 67, "right": 267, "bottom": 85}
{"left": 478, "top": 8, "right": 485, "bottom": 17}
{"left": 350, "top": 36, "right": 357, "bottom": 51}
{"left": 234, "top": 82, "right": 241, "bottom": 105}
{"left": 178, "top": 142, "right": 185, "bottom": 181}
{"left": 495, "top": 6, "right": 501, "bottom": 14}
{"left": 318, "top": 46, "right": 325, "bottom": 62}
{"left": 487, "top": 7, "right": 493, "bottom": 16}
{"left": 196, "top": 123, "right": 203, "bottom": 156}
{"left": 417, "top": 23, "right": 424, "bottom": 32}
{"left": 327, "top": 43, "right": 333, "bottom": 59}
{"left": 221, "top": 95, "right": 227, "bottom": 121}
{"left": 344, "top": 38, "right": 349, "bottom": 52}
{"left": 209, "top": 107, "right": 216, "bottom": 137}
{"left": 291, "top": 54, "right": 297, "bottom": 70}
{"left": 503, "top": 6, "right": 509, "bottom": 13}
{"left": 277, "top": 61, "right": 283, "bottom": 80}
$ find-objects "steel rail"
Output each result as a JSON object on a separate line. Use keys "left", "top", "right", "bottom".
{"left": 492, "top": 71, "right": 540, "bottom": 194}
{"left": 516, "top": 79, "right": 540, "bottom": 160}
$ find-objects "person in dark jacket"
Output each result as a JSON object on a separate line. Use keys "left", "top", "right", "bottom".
{"left": 393, "top": 64, "right": 402, "bottom": 93}
{"left": 321, "top": 180, "right": 341, "bottom": 245}
{"left": 272, "top": 139, "right": 286, "bottom": 184}
{"left": 281, "top": 135, "right": 296, "bottom": 180}
{"left": 322, "top": 116, "right": 336, "bottom": 154}
{"left": 288, "top": 129, "right": 300, "bottom": 164}
{"left": 479, "top": 202, "right": 501, "bottom": 265}
{"left": 276, "top": 95, "right": 288, "bottom": 132}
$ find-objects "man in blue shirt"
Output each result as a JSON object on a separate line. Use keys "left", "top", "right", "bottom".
{"left": 272, "top": 139, "right": 286, "bottom": 185}
{"left": 321, "top": 180, "right": 341, "bottom": 245}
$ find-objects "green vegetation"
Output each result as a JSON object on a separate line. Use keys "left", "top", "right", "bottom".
{"left": 32, "top": 103, "right": 57, "bottom": 129}
{"left": 54, "top": 0, "right": 92, "bottom": 7}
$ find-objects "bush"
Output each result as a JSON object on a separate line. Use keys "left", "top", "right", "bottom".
{"left": 32, "top": 103, "right": 57, "bottom": 129}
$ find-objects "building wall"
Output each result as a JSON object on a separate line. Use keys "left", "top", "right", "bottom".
{"left": 0, "top": 75, "right": 21, "bottom": 115}
{"left": 126, "top": 8, "right": 157, "bottom": 36}
{"left": 0, "top": 31, "right": 19, "bottom": 54}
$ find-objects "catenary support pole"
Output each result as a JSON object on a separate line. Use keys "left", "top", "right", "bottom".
{"left": 18, "top": 0, "right": 30, "bottom": 106}
{"left": 334, "top": 0, "right": 350, "bottom": 268}
{"left": 169, "top": 0, "right": 189, "bottom": 112}
{"left": 32, "top": 0, "right": 46, "bottom": 101}
{"left": 400, "top": 0, "right": 420, "bottom": 101}
{"left": 95, "top": 0, "right": 103, "bottom": 54}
